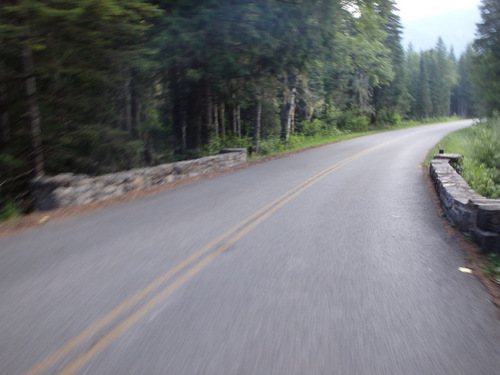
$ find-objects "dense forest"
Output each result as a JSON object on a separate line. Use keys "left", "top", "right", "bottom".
{"left": 0, "top": 0, "right": 496, "bottom": 215}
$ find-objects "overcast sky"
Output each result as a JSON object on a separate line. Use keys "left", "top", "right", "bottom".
{"left": 396, "top": 0, "right": 482, "bottom": 54}
{"left": 395, "top": 0, "right": 481, "bottom": 22}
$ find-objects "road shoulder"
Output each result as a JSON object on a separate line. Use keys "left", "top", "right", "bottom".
{"left": 423, "top": 165, "right": 500, "bottom": 318}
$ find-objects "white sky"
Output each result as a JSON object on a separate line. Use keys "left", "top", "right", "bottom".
{"left": 395, "top": 0, "right": 481, "bottom": 22}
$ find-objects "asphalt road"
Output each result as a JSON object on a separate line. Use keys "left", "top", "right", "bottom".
{"left": 2, "top": 120, "right": 500, "bottom": 375}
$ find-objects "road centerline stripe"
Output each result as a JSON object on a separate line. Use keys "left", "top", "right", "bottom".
{"left": 23, "top": 130, "right": 420, "bottom": 375}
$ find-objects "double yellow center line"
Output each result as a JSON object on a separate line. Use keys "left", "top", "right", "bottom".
{"left": 24, "top": 134, "right": 410, "bottom": 375}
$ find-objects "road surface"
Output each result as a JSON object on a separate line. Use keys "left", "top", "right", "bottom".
{"left": 2, "top": 120, "right": 500, "bottom": 375}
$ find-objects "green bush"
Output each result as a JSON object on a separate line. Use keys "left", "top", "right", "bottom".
{"left": 297, "top": 117, "right": 343, "bottom": 137}
{"left": 258, "top": 137, "right": 286, "bottom": 156}
{"left": 338, "top": 107, "right": 371, "bottom": 132}
{"left": 202, "top": 135, "right": 252, "bottom": 156}
{"left": 467, "top": 119, "right": 500, "bottom": 170}
{"left": 0, "top": 154, "right": 30, "bottom": 217}
{"left": 458, "top": 117, "right": 500, "bottom": 198}
{"left": 462, "top": 158, "right": 500, "bottom": 198}
{"left": 322, "top": 106, "right": 342, "bottom": 128}
{"left": 483, "top": 253, "right": 500, "bottom": 284}
{"left": 0, "top": 198, "right": 21, "bottom": 221}
{"left": 376, "top": 108, "right": 402, "bottom": 128}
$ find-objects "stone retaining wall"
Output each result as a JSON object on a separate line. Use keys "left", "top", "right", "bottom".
{"left": 430, "top": 154, "right": 500, "bottom": 252}
{"left": 32, "top": 148, "right": 246, "bottom": 211}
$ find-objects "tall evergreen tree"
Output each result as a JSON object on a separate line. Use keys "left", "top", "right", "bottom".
{"left": 340, "top": 0, "right": 395, "bottom": 118}
{"left": 428, "top": 38, "right": 457, "bottom": 117}
{"left": 372, "top": 0, "right": 410, "bottom": 124}
{"left": 472, "top": 0, "right": 500, "bottom": 115}
{"left": 451, "top": 45, "right": 476, "bottom": 117}
{"left": 416, "top": 53, "right": 432, "bottom": 119}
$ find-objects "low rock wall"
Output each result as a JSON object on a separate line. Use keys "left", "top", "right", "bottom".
{"left": 430, "top": 154, "right": 500, "bottom": 252}
{"left": 32, "top": 148, "right": 246, "bottom": 211}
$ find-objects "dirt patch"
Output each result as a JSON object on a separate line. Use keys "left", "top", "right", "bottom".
{"left": 424, "top": 165, "right": 500, "bottom": 318}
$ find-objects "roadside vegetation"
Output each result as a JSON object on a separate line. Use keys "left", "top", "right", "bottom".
{"left": 428, "top": 117, "right": 500, "bottom": 199}
{"left": 483, "top": 253, "right": 500, "bottom": 285}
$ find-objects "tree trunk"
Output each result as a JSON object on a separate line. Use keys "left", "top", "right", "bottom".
{"left": 132, "top": 76, "right": 141, "bottom": 139}
{"left": 196, "top": 90, "right": 202, "bottom": 149}
{"left": 0, "top": 96, "right": 9, "bottom": 146}
{"left": 0, "top": 38, "right": 9, "bottom": 146}
{"left": 206, "top": 85, "right": 213, "bottom": 134}
{"left": 255, "top": 97, "right": 262, "bottom": 154}
{"left": 134, "top": 102, "right": 141, "bottom": 139}
{"left": 0, "top": 63, "right": 9, "bottom": 146}
{"left": 236, "top": 104, "right": 241, "bottom": 138}
{"left": 282, "top": 87, "right": 296, "bottom": 141}
{"left": 281, "top": 73, "right": 296, "bottom": 141}
{"left": 196, "top": 114, "right": 202, "bottom": 149}
{"left": 181, "top": 109, "right": 187, "bottom": 151}
{"left": 22, "top": 43, "right": 44, "bottom": 178}
{"left": 220, "top": 103, "right": 226, "bottom": 140}
{"left": 123, "top": 72, "right": 132, "bottom": 136}
{"left": 232, "top": 93, "right": 237, "bottom": 136}
{"left": 213, "top": 101, "right": 219, "bottom": 138}
{"left": 290, "top": 88, "right": 296, "bottom": 135}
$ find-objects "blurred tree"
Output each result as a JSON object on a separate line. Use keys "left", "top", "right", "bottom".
{"left": 372, "top": 0, "right": 410, "bottom": 124}
{"left": 451, "top": 45, "right": 476, "bottom": 118}
{"left": 472, "top": 0, "right": 500, "bottom": 115}
{"left": 415, "top": 53, "right": 432, "bottom": 119}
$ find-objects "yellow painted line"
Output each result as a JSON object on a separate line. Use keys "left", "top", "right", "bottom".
{"left": 38, "top": 216, "right": 50, "bottom": 224}
{"left": 24, "top": 171, "right": 326, "bottom": 375}
{"left": 57, "top": 153, "right": 354, "bottom": 375}
{"left": 24, "top": 141, "right": 374, "bottom": 375}
{"left": 24, "top": 130, "right": 421, "bottom": 375}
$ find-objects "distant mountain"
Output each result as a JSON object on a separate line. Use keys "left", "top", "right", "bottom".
{"left": 402, "top": 8, "right": 481, "bottom": 55}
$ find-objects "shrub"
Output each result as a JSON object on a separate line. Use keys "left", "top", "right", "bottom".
{"left": 458, "top": 117, "right": 500, "bottom": 199}
{"left": 462, "top": 158, "right": 500, "bottom": 198}
{"left": 338, "top": 107, "right": 371, "bottom": 132}
{"left": 376, "top": 108, "right": 402, "bottom": 128}
{"left": 297, "top": 119, "right": 341, "bottom": 137}
{"left": 202, "top": 135, "right": 252, "bottom": 156}
{"left": 258, "top": 137, "right": 285, "bottom": 156}
{"left": 0, "top": 198, "right": 21, "bottom": 221}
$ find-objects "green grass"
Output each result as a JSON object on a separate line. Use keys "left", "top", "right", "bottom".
{"left": 424, "top": 127, "right": 472, "bottom": 166}
{"left": 252, "top": 116, "right": 463, "bottom": 160}
{"left": 426, "top": 117, "right": 500, "bottom": 199}
{"left": 251, "top": 131, "right": 379, "bottom": 159}
{"left": 483, "top": 253, "right": 500, "bottom": 284}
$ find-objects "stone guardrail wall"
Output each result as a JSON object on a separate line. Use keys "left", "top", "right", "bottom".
{"left": 31, "top": 148, "right": 246, "bottom": 211}
{"left": 430, "top": 154, "right": 500, "bottom": 253}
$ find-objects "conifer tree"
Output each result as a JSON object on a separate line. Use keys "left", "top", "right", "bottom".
{"left": 372, "top": 0, "right": 409, "bottom": 124}
{"left": 451, "top": 45, "right": 476, "bottom": 117}
{"left": 416, "top": 53, "right": 432, "bottom": 119}
{"left": 472, "top": 0, "right": 500, "bottom": 115}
